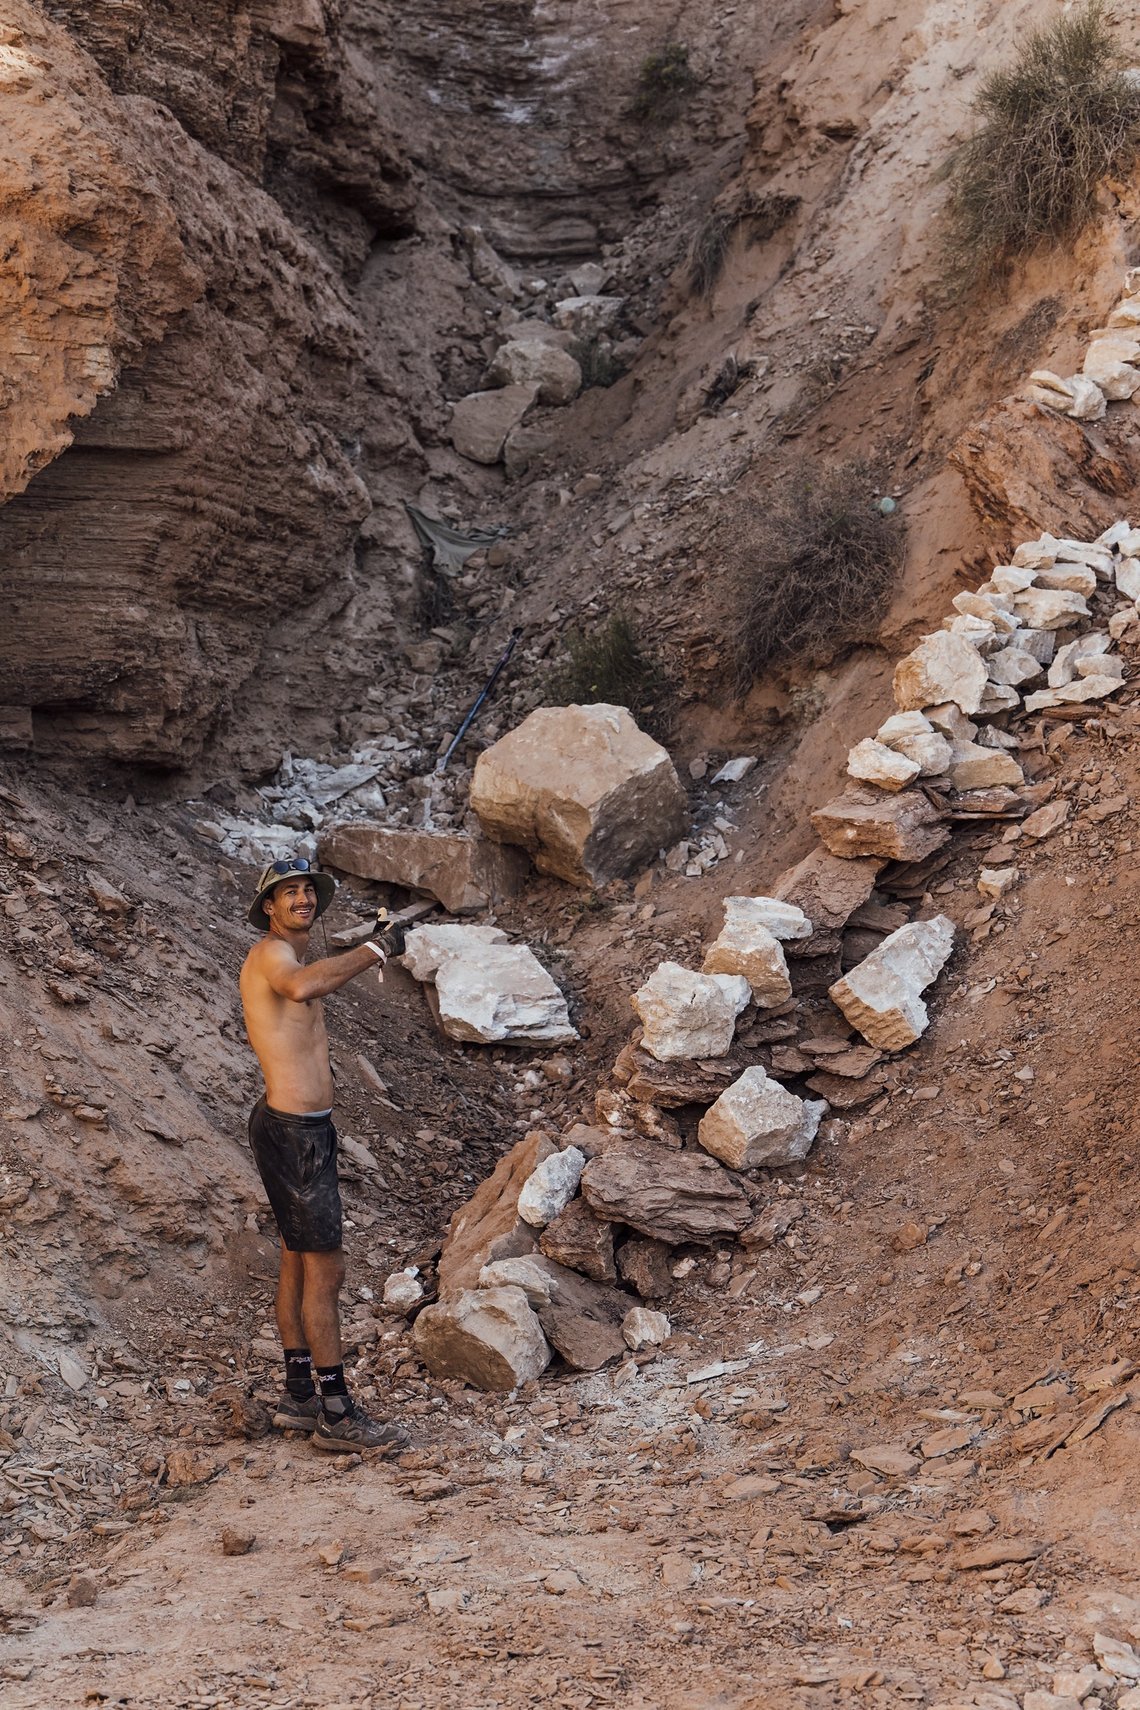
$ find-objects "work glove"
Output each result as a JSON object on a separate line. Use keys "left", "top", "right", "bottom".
{"left": 373, "top": 907, "right": 409, "bottom": 958}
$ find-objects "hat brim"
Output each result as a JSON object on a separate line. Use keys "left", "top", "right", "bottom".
{"left": 247, "top": 870, "right": 336, "bottom": 930}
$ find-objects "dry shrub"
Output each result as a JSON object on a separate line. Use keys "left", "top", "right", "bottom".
{"left": 689, "top": 191, "right": 800, "bottom": 299}
{"left": 547, "top": 613, "right": 671, "bottom": 736}
{"left": 632, "top": 43, "right": 697, "bottom": 124}
{"left": 944, "top": 1, "right": 1140, "bottom": 286}
{"left": 734, "top": 461, "right": 904, "bottom": 690}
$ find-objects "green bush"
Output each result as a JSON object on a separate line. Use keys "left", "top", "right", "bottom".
{"left": 547, "top": 613, "right": 670, "bottom": 734}
{"left": 632, "top": 42, "right": 698, "bottom": 123}
{"left": 944, "top": 1, "right": 1140, "bottom": 285}
{"left": 734, "top": 461, "right": 904, "bottom": 689}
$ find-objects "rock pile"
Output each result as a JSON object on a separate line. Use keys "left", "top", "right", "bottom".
{"left": 1024, "top": 269, "right": 1140, "bottom": 419}
{"left": 447, "top": 229, "right": 633, "bottom": 472}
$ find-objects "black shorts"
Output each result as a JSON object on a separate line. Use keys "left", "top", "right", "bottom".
{"left": 247, "top": 1097, "right": 343, "bottom": 1253}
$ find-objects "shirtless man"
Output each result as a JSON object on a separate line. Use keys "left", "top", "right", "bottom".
{"left": 239, "top": 857, "right": 408, "bottom": 1453}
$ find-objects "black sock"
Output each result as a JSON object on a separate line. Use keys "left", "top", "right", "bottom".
{"left": 316, "top": 1363, "right": 351, "bottom": 1415}
{"left": 284, "top": 1347, "right": 315, "bottom": 1400}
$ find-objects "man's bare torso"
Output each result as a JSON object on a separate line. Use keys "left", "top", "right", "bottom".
{"left": 240, "top": 937, "right": 334, "bottom": 1114}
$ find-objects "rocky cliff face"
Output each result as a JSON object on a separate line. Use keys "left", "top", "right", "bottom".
{"left": 0, "top": 0, "right": 760, "bottom": 773}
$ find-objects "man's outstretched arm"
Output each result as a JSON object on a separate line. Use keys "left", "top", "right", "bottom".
{"left": 259, "top": 938, "right": 384, "bottom": 1002}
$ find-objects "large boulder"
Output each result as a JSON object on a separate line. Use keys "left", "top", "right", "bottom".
{"left": 486, "top": 339, "right": 582, "bottom": 405}
{"left": 413, "top": 1287, "right": 551, "bottom": 1390}
{"left": 318, "top": 824, "right": 529, "bottom": 913}
{"left": 402, "top": 925, "right": 577, "bottom": 1046}
{"left": 552, "top": 294, "right": 624, "bottom": 337}
{"left": 698, "top": 1067, "right": 826, "bottom": 1170}
{"left": 701, "top": 896, "right": 809, "bottom": 1006}
{"left": 810, "top": 790, "right": 949, "bottom": 863}
{"left": 450, "top": 383, "right": 538, "bottom": 464}
{"left": 581, "top": 1137, "right": 752, "bottom": 1244}
{"left": 470, "top": 704, "right": 688, "bottom": 887}
{"left": 631, "top": 962, "right": 751, "bottom": 1061}
{"left": 829, "top": 916, "right": 955, "bottom": 1051}
{"left": 893, "top": 632, "right": 988, "bottom": 715}
{"left": 438, "top": 1130, "right": 555, "bottom": 1293}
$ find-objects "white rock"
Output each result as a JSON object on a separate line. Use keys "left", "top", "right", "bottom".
{"left": 432, "top": 943, "right": 578, "bottom": 1046}
{"left": 1110, "top": 604, "right": 1140, "bottom": 639}
{"left": 698, "top": 1066, "right": 827, "bottom": 1169}
{"left": 1084, "top": 336, "right": 1140, "bottom": 398}
{"left": 450, "top": 384, "right": 540, "bottom": 464}
{"left": 945, "top": 613, "right": 999, "bottom": 648}
{"left": 977, "top": 682, "right": 1021, "bottom": 715}
{"left": 702, "top": 906, "right": 792, "bottom": 1009}
{"left": 1010, "top": 587, "right": 1089, "bottom": 630}
{"left": 622, "top": 1307, "right": 671, "bottom": 1351}
{"left": 1015, "top": 627, "right": 1057, "bottom": 664}
{"left": 517, "top": 1147, "right": 586, "bottom": 1228}
{"left": 978, "top": 866, "right": 1019, "bottom": 899}
{"left": 633, "top": 962, "right": 751, "bottom": 1061}
{"left": 402, "top": 924, "right": 509, "bottom": 981}
{"left": 470, "top": 703, "right": 688, "bottom": 888}
{"left": 1012, "top": 534, "right": 1060, "bottom": 570}
{"left": 1097, "top": 518, "right": 1136, "bottom": 548}
{"left": 948, "top": 742, "right": 1024, "bottom": 791}
{"left": 711, "top": 755, "right": 758, "bottom": 784}
{"left": 1047, "top": 631, "right": 1111, "bottom": 688}
{"left": 1050, "top": 539, "right": 1115, "bottom": 576}
{"left": 57, "top": 1352, "right": 88, "bottom": 1392}
{"left": 413, "top": 1287, "right": 552, "bottom": 1390}
{"left": 846, "top": 738, "right": 921, "bottom": 791}
{"left": 1107, "top": 299, "right": 1140, "bottom": 329}
{"left": 486, "top": 339, "right": 582, "bottom": 406}
{"left": 1078, "top": 652, "right": 1124, "bottom": 680}
{"left": 875, "top": 712, "right": 952, "bottom": 775}
{"left": 714, "top": 895, "right": 812, "bottom": 941}
{"left": 976, "top": 724, "right": 1019, "bottom": 749}
{"left": 1033, "top": 563, "right": 1097, "bottom": 596}
{"left": 551, "top": 294, "right": 624, "bottom": 337}
{"left": 1070, "top": 374, "right": 1109, "bottom": 417}
{"left": 382, "top": 1269, "right": 424, "bottom": 1313}
{"left": 987, "top": 565, "right": 1037, "bottom": 593}
{"left": 1094, "top": 1633, "right": 1140, "bottom": 1681}
{"left": 829, "top": 916, "right": 956, "bottom": 1051}
{"left": 924, "top": 703, "right": 978, "bottom": 742}
{"left": 950, "top": 590, "right": 1019, "bottom": 631}
{"left": 477, "top": 1257, "right": 555, "bottom": 1307}
{"left": 1117, "top": 557, "right": 1140, "bottom": 600}
{"left": 893, "top": 631, "right": 988, "bottom": 715}
{"left": 1047, "top": 672, "right": 1125, "bottom": 705}
{"left": 987, "top": 646, "right": 1043, "bottom": 687}
{"left": 1025, "top": 370, "right": 1075, "bottom": 410}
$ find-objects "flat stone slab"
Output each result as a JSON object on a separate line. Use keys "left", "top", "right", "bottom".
{"left": 581, "top": 1137, "right": 751, "bottom": 1244}
{"left": 319, "top": 824, "right": 529, "bottom": 913}
{"left": 811, "top": 790, "right": 950, "bottom": 863}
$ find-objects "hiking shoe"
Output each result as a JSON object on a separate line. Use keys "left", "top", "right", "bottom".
{"left": 271, "top": 1390, "right": 322, "bottom": 1432}
{"left": 311, "top": 1403, "right": 410, "bottom": 1454}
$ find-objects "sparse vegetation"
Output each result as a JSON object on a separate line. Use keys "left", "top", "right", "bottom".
{"left": 631, "top": 42, "right": 698, "bottom": 124}
{"left": 943, "top": 1, "right": 1140, "bottom": 287}
{"left": 689, "top": 192, "right": 800, "bottom": 299}
{"left": 734, "top": 461, "right": 905, "bottom": 691}
{"left": 547, "top": 612, "right": 671, "bottom": 736}
{"left": 570, "top": 337, "right": 627, "bottom": 390}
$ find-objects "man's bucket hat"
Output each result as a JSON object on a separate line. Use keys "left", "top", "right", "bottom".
{"left": 248, "top": 857, "right": 336, "bottom": 930}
